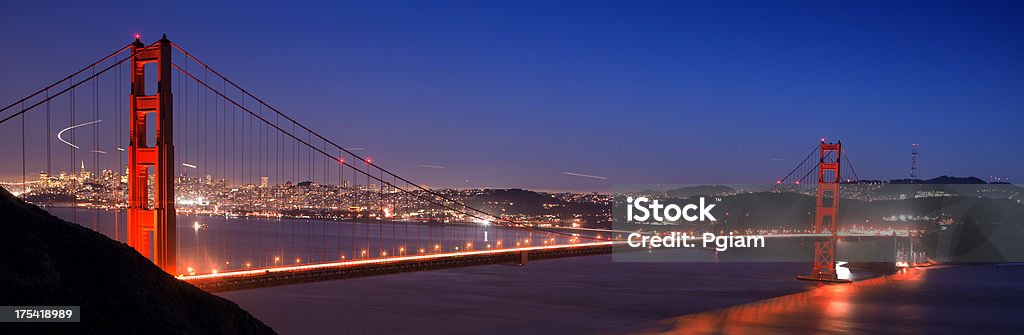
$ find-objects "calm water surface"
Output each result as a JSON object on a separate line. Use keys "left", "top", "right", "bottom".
{"left": 44, "top": 207, "right": 565, "bottom": 275}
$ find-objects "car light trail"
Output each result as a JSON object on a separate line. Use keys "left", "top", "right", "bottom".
{"left": 57, "top": 119, "right": 102, "bottom": 149}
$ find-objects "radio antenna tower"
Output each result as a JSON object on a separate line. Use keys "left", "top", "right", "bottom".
{"left": 910, "top": 144, "right": 919, "bottom": 178}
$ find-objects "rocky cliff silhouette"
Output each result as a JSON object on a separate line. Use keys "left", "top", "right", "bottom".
{"left": 0, "top": 187, "right": 275, "bottom": 334}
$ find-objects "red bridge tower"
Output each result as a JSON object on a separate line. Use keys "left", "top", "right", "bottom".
{"left": 126, "top": 36, "right": 176, "bottom": 274}
{"left": 798, "top": 141, "right": 848, "bottom": 282}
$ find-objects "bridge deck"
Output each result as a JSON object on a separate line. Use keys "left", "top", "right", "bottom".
{"left": 182, "top": 242, "right": 615, "bottom": 292}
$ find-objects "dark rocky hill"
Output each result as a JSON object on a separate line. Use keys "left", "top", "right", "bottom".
{"left": 0, "top": 187, "right": 275, "bottom": 334}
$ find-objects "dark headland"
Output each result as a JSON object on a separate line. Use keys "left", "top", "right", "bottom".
{"left": 0, "top": 187, "right": 275, "bottom": 334}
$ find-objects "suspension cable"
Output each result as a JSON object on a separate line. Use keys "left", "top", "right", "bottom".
{"left": 169, "top": 44, "right": 578, "bottom": 233}
{"left": 170, "top": 62, "right": 596, "bottom": 240}
{"left": 0, "top": 44, "right": 132, "bottom": 116}
{"left": 768, "top": 145, "right": 818, "bottom": 192}
{"left": 842, "top": 149, "right": 860, "bottom": 182}
{"left": 0, "top": 43, "right": 152, "bottom": 125}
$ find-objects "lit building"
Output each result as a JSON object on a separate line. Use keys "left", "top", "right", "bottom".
{"left": 78, "top": 161, "right": 92, "bottom": 180}
{"left": 38, "top": 172, "right": 49, "bottom": 185}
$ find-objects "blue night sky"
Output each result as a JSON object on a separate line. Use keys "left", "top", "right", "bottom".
{"left": 1, "top": 1, "right": 1022, "bottom": 191}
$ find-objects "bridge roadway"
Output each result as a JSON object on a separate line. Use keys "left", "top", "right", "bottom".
{"left": 181, "top": 241, "right": 618, "bottom": 292}
{"left": 179, "top": 232, "right": 907, "bottom": 292}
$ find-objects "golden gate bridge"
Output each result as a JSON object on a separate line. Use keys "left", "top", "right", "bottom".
{"left": 0, "top": 36, "right": 899, "bottom": 290}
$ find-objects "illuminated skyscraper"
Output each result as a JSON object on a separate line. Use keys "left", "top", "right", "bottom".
{"left": 79, "top": 161, "right": 92, "bottom": 180}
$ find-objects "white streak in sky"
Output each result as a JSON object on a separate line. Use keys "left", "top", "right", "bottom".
{"left": 57, "top": 120, "right": 102, "bottom": 149}
{"left": 90, "top": 150, "right": 107, "bottom": 154}
{"left": 562, "top": 172, "right": 608, "bottom": 180}
{"left": 417, "top": 164, "right": 446, "bottom": 169}
{"left": 182, "top": 163, "right": 197, "bottom": 169}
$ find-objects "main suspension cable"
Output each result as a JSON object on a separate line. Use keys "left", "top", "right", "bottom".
{"left": 170, "top": 62, "right": 598, "bottom": 240}
{"left": 0, "top": 44, "right": 132, "bottom": 116}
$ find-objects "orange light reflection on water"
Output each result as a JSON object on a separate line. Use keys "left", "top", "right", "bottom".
{"left": 650, "top": 268, "right": 927, "bottom": 335}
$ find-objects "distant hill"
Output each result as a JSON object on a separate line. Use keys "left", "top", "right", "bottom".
{"left": 465, "top": 188, "right": 608, "bottom": 222}
{"left": 666, "top": 185, "right": 736, "bottom": 198}
{"left": 0, "top": 187, "right": 275, "bottom": 334}
{"left": 890, "top": 176, "right": 987, "bottom": 184}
